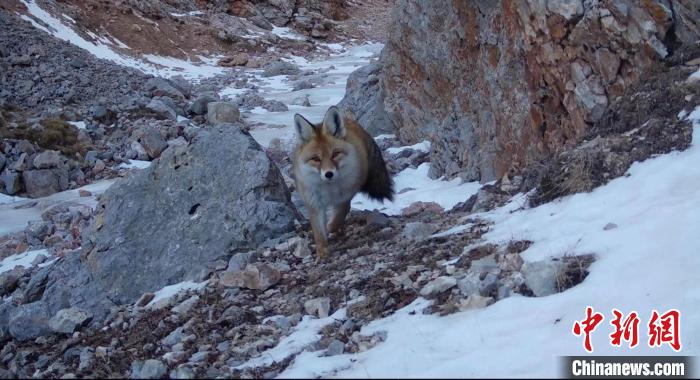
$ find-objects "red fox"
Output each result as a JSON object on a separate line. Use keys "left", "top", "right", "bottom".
{"left": 293, "top": 106, "right": 394, "bottom": 260}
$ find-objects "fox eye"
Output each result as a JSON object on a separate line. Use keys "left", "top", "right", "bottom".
{"left": 308, "top": 156, "right": 321, "bottom": 163}
{"left": 332, "top": 150, "right": 345, "bottom": 159}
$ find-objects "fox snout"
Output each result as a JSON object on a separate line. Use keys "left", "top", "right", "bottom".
{"left": 322, "top": 169, "right": 336, "bottom": 181}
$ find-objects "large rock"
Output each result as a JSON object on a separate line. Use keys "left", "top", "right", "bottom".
{"left": 1, "top": 168, "right": 22, "bottom": 194}
{"left": 262, "top": 60, "right": 301, "bottom": 77}
{"left": 81, "top": 126, "right": 297, "bottom": 303}
{"left": 188, "top": 94, "right": 217, "bottom": 115}
{"left": 0, "top": 301, "right": 15, "bottom": 341}
{"left": 24, "top": 251, "right": 116, "bottom": 325}
{"left": 138, "top": 128, "right": 168, "bottom": 159}
{"left": 304, "top": 297, "right": 331, "bottom": 318}
{"left": 8, "top": 301, "right": 51, "bottom": 341}
{"left": 419, "top": 276, "right": 457, "bottom": 298}
{"left": 130, "top": 359, "right": 167, "bottom": 379}
{"left": 338, "top": 61, "right": 396, "bottom": 136}
{"left": 48, "top": 307, "right": 93, "bottom": 334}
{"left": 145, "top": 77, "right": 185, "bottom": 100}
{"left": 521, "top": 259, "right": 567, "bottom": 297}
{"left": 206, "top": 102, "right": 240, "bottom": 124}
{"left": 23, "top": 168, "right": 69, "bottom": 197}
{"left": 145, "top": 98, "right": 177, "bottom": 120}
{"left": 355, "top": 0, "right": 700, "bottom": 182}
{"left": 32, "top": 150, "right": 62, "bottom": 169}
{"left": 220, "top": 263, "right": 281, "bottom": 290}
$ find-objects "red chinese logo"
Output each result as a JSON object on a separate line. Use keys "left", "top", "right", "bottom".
{"left": 648, "top": 309, "right": 681, "bottom": 351}
{"left": 573, "top": 307, "right": 681, "bottom": 352}
{"left": 572, "top": 306, "right": 604, "bottom": 353}
{"left": 609, "top": 309, "right": 639, "bottom": 348}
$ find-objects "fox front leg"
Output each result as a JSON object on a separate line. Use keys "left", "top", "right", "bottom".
{"left": 327, "top": 200, "right": 351, "bottom": 236}
{"left": 308, "top": 207, "right": 329, "bottom": 261}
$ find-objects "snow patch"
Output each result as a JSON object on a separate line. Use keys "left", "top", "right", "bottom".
{"left": 430, "top": 223, "right": 474, "bottom": 238}
{"left": 219, "top": 85, "right": 249, "bottom": 99}
{"left": 0, "top": 180, "right": 115, "bottom": 236}
{"left": 118, "top": 160, "right": 152, "bottom": 170}
{"left": 0, "top": 249, "right": 49, "bottom": 274}
{"left": 386, "top": 140, "right": 430, "bottom": 155}
{"left": 146, "top": 280, "right": 207, "bottom": 308}
{"left": 271, "top": 26, "right": 306, "bottom": 41}
{"left": 142, "top": 54, "right": 225, "bottom": 80}
{"left": 352, "top": 163, "right": 481, "bottom": 216}
{"left": 235, "top": 308, "right": 347, "bottom": 370}
{"left": 171, "top": 11, "right": 203, "bottom": 17}
{"left": 374, "top": 134, "right": 396, "bottom": 141}
{"left": 0, "top": 194, "right": 27, "bottom": 205}
{"left": 67, "top": 121, "right": 86, "bottom": 130}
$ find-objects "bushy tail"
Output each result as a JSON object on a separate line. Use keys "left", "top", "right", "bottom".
{"left": 360, "top": 129, "right": 394, "bottom": 202}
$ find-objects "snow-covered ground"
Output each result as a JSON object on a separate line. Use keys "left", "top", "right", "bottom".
{"left": 236, "top": 308, "right": 348, "bottom": 370}
{"left": 146, "top": 280, "right": 208, "bottom": 309}
{"left": 352, "top": 163, "right": 481, "bottom": 215}
{"left": 276, "top": 108, "right": 700, "bottom": 378}
{"left": 220, "top": 43, "right": 383, "bottom": 148}
{"left": 0, "top": 180, "right": 115, "bottom": 236}
{"left": 0, "top": 248, "right": 49, "bottom": 274}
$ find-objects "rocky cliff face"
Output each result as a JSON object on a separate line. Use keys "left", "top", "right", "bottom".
{"left": 352, "top": 0, "right": 700, "bottom": 182}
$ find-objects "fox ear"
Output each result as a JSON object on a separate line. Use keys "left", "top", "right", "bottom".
{"left": 323, "top": 106, "right": 346, "bottom": 138}
{"left": 294, "top": 113, "right": 316, "bottom": 142}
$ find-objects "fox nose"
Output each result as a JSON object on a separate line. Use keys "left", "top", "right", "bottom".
{"left": 324, "top": 171, "right": 334, "bottom": 179}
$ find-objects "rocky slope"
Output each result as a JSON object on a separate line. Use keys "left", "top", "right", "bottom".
{"left": 343, "top": 0, "right": 700, "bottom": 182}
{"left": 4, "top": 0, "right": 360, "bottom": 64}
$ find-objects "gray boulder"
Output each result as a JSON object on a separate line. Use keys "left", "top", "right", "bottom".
{"left": 292, "top": 80, "right": 315, "bottom": 91}
{"left": 304, "top": 297, "right": 331, "bottom": 318}
{"left": 1, "top": 168, "right": 22, "bottom": 195}
{"left": 262, "top": 60, "right": 301, "bottom": 77}
{"left": 145, "top": 77, "right": 185, "bottom": 100}
{"left": 521, "top": 259, "right": 567, "bottom": 297}
{"left": 263, "top": 100, "right": 289, "bottom": 112}
{"left": 8, "top": 301, "right": 51, "bottom": 341}
{"left": 145, "top": 99, "right": 177, "bottom": 120}
{"left": 188, "top": 94, "right": 217, "bottom": 115}
{"left": 338, "top": 62, "right": 396, "bottom": 136}
{"left": 48, "top": 307, "right": 93, "bottom": 334}
{"left": 401, "top": 222, "right": 439, "bottom": 241}
{"left": 0, "top": 301, "right": 15, "bottom": 341}
{"left": 33, "top": 150, "right": 62, "bottom": 169}
{"left": 0, "top": 267, "right": 24, "bottom": 296}
{"left": 81, "top": 126, "right": 298, "bottom": 303}
{"left": 23, "top": 168, "right": 69, "bottom": 197}
{"left": 130, "top": 141, "right": 149, "bottom": 160}
{"left": 130, "top": 359, "right": 167, "bottom": 379}
{"left": 227, "top": 251, "right": 258, "bottom": 272}
{"left": 24, "top": 220, "right": 51, "bottom": 245}
{"left": 419, "top": 276, "right": 457, "bottom": 298}
{"left": 91, "top": 105, "right": 108, "bottom": 121}
{"left": 139, "top": 128, "right": 168, "bottom": 159}
{"left": 24, "top": 251, "right": 116, "bottom": 325}
{"left": 220, "top": 263, "right": 281, "bottom": 291}
{"left": 206, "top": 102, "right": 240, "bottom": 124}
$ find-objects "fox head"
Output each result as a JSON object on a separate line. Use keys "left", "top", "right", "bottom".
{"left": 294, "top": 106, "right": 354, "bottom": 183}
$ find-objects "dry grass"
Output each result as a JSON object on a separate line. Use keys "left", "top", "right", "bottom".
{"left": 0, "top": 114, "right": 88, "bottom": 157}
{"left": 555, "top": 253, "right": 596, "bottom": 293}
